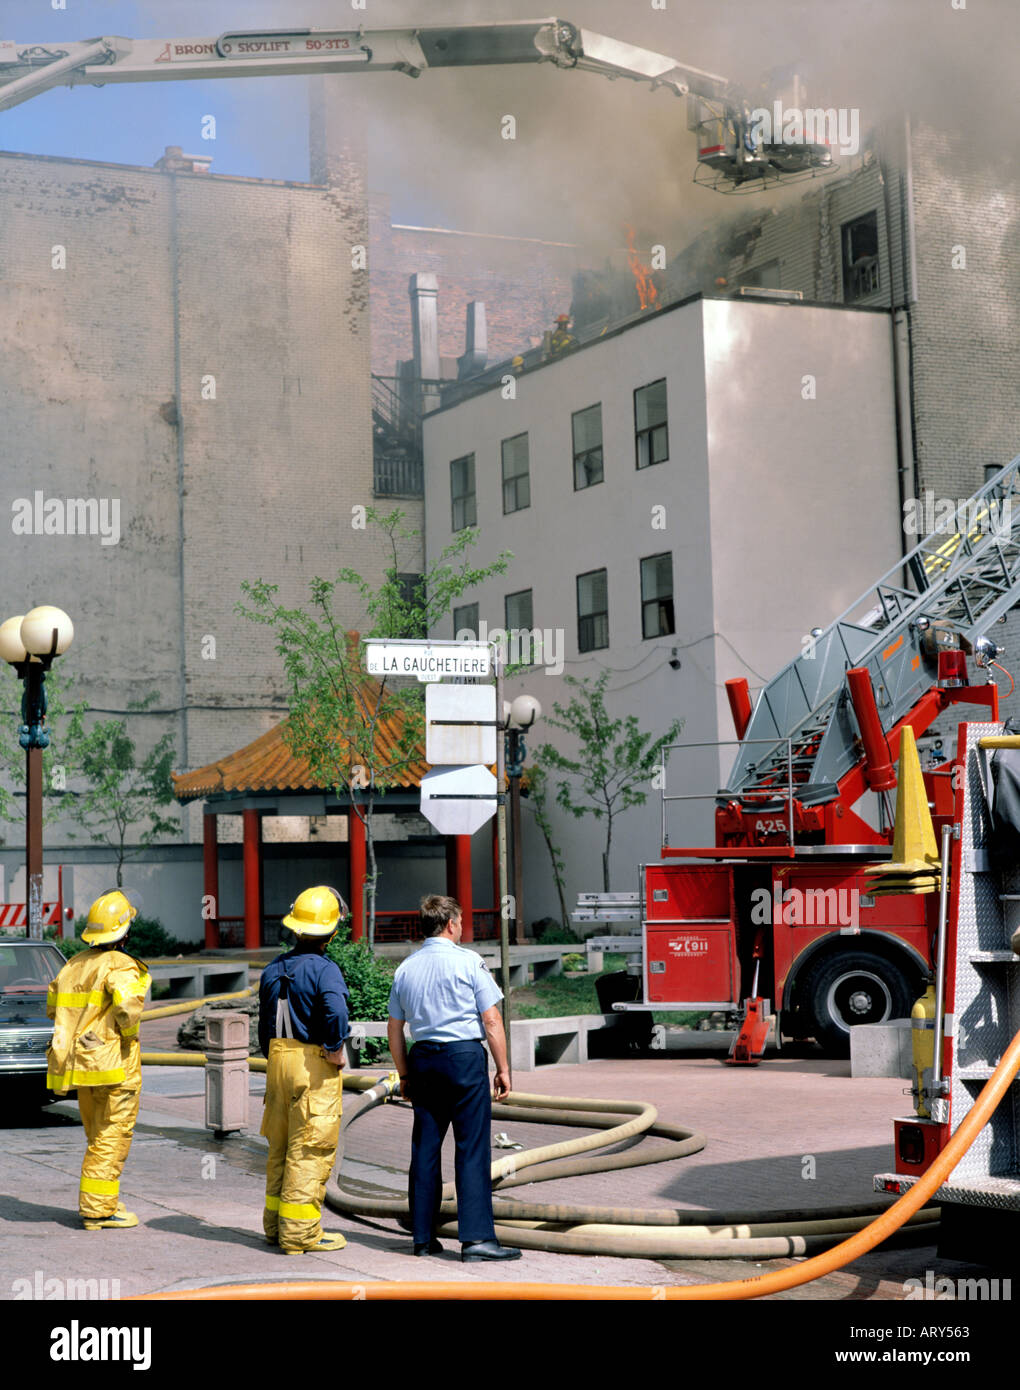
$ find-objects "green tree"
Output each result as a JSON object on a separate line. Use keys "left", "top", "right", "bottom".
{"left": 238, "top": 508, "right": 509, "bottom": 947}
{"left": 538, "top": 671, "right": 683, "bottom": 892}
{"left": 0, "top": 665, "right": 86, "bottom": 838}
{"left": 524, "top": 763, "right": 570, "bottom": 930}
{"left": 65, "top": 694, "right": 180, "bottom": 886}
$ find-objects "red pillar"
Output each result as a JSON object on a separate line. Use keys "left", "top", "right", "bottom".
{"left": 349, "top": 810, "right": 366, "bottom": 943}
{"left": 242, "top": 809, "right": 262, "bottom": 950}
{"left": 454, "top": 834, "right": 473, "bottom": 942}
{"left": 202, "top": 812, "right": 219, "bottom": 950}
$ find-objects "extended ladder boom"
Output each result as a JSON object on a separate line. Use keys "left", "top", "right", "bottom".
{"left": 727, "top": 455, "right": 1020, "bottom": 808}
{"left": 0, "top": 20, "right": 729, "bottom": 114}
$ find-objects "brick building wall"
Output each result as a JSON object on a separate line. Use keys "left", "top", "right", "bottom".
{"left": 667, "top": 120, "right": 1019, "bottom": 502}
{"left": 907, "top": 123, "right": 1020, "bottom": 499}
{"left": 368, "top": 191, "right": 583, "bottom": 378}
{"left": 663, "top": 118, "right": 1020, "bottom": 719}
{"left": 0, "top": 145, "right": 384, "bottom": 843}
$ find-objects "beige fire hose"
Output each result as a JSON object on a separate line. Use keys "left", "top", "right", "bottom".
{"left": 328, "top": 1085, "right": 937, "bottom": 1260}
{"left": 132, "top": 1020, "right": 1020, "bottom": 1299}
{"left": 138, "top": 1048, "right": 921, "bottom": 1257}
{"left": 140, "top": 987, "right": 255, "bottom": 1021}
{"left": 132, "top": 1023, "right": 1017, "bottom": 1301}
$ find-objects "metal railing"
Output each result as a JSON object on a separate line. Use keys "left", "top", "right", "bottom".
{"left": 373, "top": 453, "right": 423, "bottom": 497}
{"left": 660, "top": 738, "right": 795, "bottom": 848}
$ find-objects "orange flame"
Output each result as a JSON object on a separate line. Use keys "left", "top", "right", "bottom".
{"left": 624, "top": 224, "right": 659, "bottom": 311}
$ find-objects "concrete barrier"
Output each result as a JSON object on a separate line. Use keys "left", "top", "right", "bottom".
{"left": 345, "top": 1013, "right": 624, "bottom": 1072}
{"left": 850, "top": 1017, "right": 914, "bottom": 1078}
{"left": 146, "top": 959, "right": 249, "bottom": 1002}
{"left": 509, "top": 1014, "right": 619, "bottom": 1072}
{"left": 345, "top": 1020, "right": 390, "bottom": 1070}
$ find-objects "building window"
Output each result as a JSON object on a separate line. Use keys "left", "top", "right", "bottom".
{"left": 841, "top": 212, "right": 880, "bottom": 302}
{"left": 738, "top": 259, "right": 781, "bottom": 289}
{"left": 453, "top": 602, "right": 479, "bottom": 640}
{"left": 577, "top": 569, "right": 609, "bottom": 653}
{"left": 501, "top": 433, "right": 530, "bottom": 513}
{"left": 634, "top": 379, "right": 668, "bottom": 470}
{"left": 572, "top": 403, "right": 604, "bottom": 490}
{"left": 396, "top": 573, "right": 426, "bottom": 639}
{"left": 451, "top": 454, "right": 476, "bottom": 532}
{"left": 640, "top": 553, "right": 675, "bottom": 639}
{"left": 505, "top": 588, "right": 534, "bottom": 665}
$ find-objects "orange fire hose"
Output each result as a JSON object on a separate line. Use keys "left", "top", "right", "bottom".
{"left": 133, "top": 1021, "right": 1020, "bottom": 1301}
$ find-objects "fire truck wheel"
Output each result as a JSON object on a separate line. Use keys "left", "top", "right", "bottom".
{"left": 801, "top": 950, "right": 915, "bottom": 1055}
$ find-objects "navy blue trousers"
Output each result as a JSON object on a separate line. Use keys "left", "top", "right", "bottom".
{"left": 407, "top": 1040, "right": 495, "bottom": 1245}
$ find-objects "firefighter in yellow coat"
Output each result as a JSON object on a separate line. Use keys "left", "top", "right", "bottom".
{"left": 258, "top": 886, "right": 351, "bottom": 1254}
{"left": 46, "top": 891, "right": 150, "bottom": 1230}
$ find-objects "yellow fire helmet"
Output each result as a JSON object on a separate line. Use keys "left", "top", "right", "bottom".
{"left": 281, "top": 885, "right": 349, "bottom": 938}
{"left": 81, "top": 890, "right": 138, "bottom": 946}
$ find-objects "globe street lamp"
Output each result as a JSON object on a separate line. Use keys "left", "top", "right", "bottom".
{"left": 0, "top": 606, "right": 74, "bottom": 939}
{"left": 503, "top": 693, "right": 541, "bottom": 946}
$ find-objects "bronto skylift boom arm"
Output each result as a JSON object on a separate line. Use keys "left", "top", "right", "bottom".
{"left": 0, "top": 19, "right": 730, "bottom": 114}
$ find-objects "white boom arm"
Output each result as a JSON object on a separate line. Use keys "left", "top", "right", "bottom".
{"left": 0, "top": 20, "right": 730, "bottom": 114}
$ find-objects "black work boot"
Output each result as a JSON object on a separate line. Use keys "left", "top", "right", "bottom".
{"left": 461, "top": 1239, "right": 522, "bottom": 1262}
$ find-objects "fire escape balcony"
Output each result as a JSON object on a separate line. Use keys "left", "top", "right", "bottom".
{"left": 372, "top": 373, "right": 428, "bottom": 498}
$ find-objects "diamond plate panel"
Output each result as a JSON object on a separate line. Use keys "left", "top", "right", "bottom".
{"left": 948, "top": 721, "right": 1020, "bottom": 1197}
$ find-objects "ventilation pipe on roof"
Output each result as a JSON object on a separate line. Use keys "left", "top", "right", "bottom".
{"left": 409, "top": 272, "right": 441, "bottom": 412}
{"left": 457, "top": 301, "right": 488, "bottom": 379}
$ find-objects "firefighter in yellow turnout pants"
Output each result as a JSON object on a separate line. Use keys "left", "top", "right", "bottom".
{"left": 46, "top": 891, "right": 150, "bottom": 1230}
{"left": 258, "top": 886, "right": 351, "bottom": 1254}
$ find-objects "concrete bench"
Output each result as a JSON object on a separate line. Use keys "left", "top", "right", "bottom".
{"left": 509, "top": 1013, "right": 620, "bottom": 1071}
{"left": 146, "top": 959, "right": 249, "bottom": 1002}
{"left": 479, "top": 946, "right": 571, "bottom": 989}
{"left": 346, "top": 1014, "right": 624, "bottom": 1073}
{"left": 345, "top": 1020, "right": 390, "bottom": 1070}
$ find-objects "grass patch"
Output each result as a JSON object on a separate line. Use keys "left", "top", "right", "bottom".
{"left": 509, "top": 955, "right": 627, "bottom": 1020}
{"left": 509, "top": 958, "right": 712, "bottom": 1027}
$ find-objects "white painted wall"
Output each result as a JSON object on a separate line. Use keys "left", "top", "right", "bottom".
{"left": 422, "top": 296, "right": 900, "bottom": 931}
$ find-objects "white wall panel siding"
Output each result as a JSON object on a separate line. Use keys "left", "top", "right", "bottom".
{"left": 423, "top": 297, "right": 900, "bottom": 922}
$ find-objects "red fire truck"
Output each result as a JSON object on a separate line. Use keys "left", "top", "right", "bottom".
{"left": 580, "top": 457, "right": 1020, "bottom": 1063}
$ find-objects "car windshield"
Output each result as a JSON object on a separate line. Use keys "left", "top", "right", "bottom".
{"left": 0, "top": 943, "right": 65, "bottom": 990}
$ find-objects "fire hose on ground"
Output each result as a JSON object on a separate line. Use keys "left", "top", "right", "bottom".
{"left": 133, "top": 1021, "right": 1020, "bottom": 1299}
{"left": 326, "top": 1085, "right": 940, "bottom": 1260}
{"left": 138, "top": 1048, "right": 933, "bottom": 1258}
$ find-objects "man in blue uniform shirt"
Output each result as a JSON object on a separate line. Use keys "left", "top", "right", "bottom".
{"left": 387, "top": 894, "right": 521, "bottom": 1262}
{"left": 259, "top": 884, "right": 351, "bottom": 1254}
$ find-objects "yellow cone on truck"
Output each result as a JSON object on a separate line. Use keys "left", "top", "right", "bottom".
{"left": 866, "top": 727, "right": 942, "bottom": 894}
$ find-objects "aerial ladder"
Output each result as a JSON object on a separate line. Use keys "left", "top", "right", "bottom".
{"left": 0, "top": 20, "right": 832, "bottom": 189}
{"left": 709, "top": 456, "right": 1020, "bottom": 852}
{"left": 583, "top": 457, "right": 1020, "bottom": 1067}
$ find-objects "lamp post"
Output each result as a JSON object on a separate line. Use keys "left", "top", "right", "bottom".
{"left": 0, "top": 606, "right": 74, "bottom": 940}
{"left": 503, "top": 693, "right": 541, "bottom": 946}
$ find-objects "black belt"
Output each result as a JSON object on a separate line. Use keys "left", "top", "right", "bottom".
{"left": 412, "top": 1039, "right": 484, "bottom": 1052}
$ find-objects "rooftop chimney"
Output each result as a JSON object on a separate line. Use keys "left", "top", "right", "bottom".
{"left": 409, "top": 273, "right": 441, "bottom": 410}
{"left": 154, "top": 145, "right": 213, "bottom": 174}
{"left": 457, "top": 301, "right": 488, "bottom": 379}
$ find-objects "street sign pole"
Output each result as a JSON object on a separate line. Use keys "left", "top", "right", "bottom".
{"left": 495, "top": 645, "right": 511, "bottom": 1048}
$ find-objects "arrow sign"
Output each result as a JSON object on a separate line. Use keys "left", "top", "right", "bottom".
{"left": 420, "top": 765, "right": 498, "bottom": 836}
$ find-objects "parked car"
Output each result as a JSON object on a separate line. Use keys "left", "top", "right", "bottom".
{"left": 0, "top": 937, "right": 67, "bottom": 1105}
